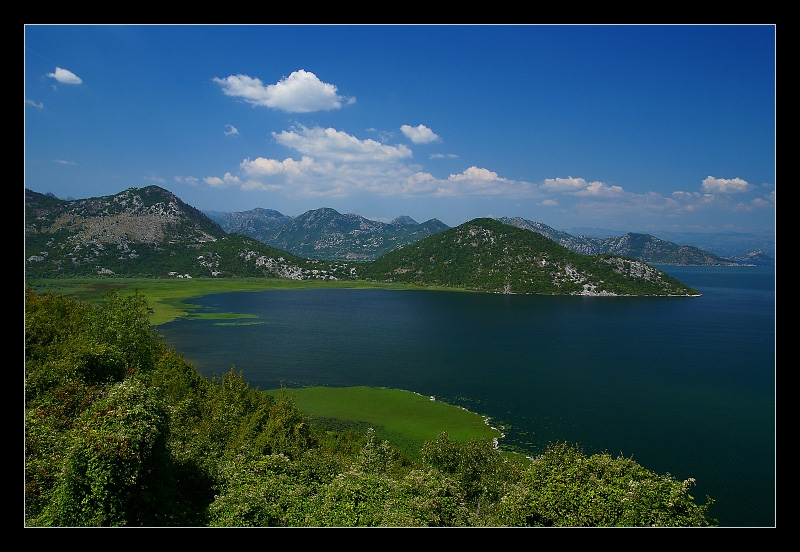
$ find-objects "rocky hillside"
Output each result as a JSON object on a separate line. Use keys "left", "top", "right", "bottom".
{"left": 360, "top": 218, "right": 699, "bottom": 296}
{"left": 499, "top": 217, "right": 735, "bottom": 266}
{"left": 209, "top": 207, "right": 450, "bottom": 261}
{"left": 205, "top": 208, "right": 293, "bottom": 241}
{"left": 24, "top": 187, "right": 353, "bottom": 280}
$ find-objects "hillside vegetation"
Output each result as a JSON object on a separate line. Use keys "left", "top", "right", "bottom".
{"left": 361, "top": 218, "right": 699, "bottom": 296}
{"left": 25, "top": 286, "right": 716, "bottom": 527}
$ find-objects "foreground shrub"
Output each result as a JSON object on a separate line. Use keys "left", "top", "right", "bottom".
{"left": 493, "top": 442, "right": 716, "bottom": 527}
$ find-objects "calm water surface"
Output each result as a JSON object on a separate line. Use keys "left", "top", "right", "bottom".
{"left": 159, "top": 265, "right": 775, "bottom": 526}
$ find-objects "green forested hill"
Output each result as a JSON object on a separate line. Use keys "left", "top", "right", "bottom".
{"left": 360, "top": 218, "right": 699, "bottom": 296}
{"left": 24, "top": 287, "right": 716, "bottom": 527}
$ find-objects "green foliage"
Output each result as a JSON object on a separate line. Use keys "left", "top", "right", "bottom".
{"left": 360, "top": 218, "right": 698, "bottom": 296}
{"left": 421, "top": 432, "right": 512, "bottom": 504}
{"left": 493, "top": 442, "right": 716, "bottom": 527}
{"left": 25, "top": 286, "right": 716, "bottom": 527}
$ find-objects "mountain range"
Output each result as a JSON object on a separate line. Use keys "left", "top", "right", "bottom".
{"left": 207, "top": 207, "right": 448, "bottom": 261}
{"left": 26, "top": 185, "right": 769, "bottom": 295}
{"left": 208, "top": 206, "right": 770, "bottom": 266}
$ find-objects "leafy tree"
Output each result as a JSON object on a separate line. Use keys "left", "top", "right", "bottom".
{"left": 492, "top": 442, "right": 716, "bottom": 527}
{"left": 32, "top": 380, "right": 175, "bottom": 526}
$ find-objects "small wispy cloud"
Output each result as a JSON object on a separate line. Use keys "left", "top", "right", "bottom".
{"left": 46, "top": 67, "right": 82, "bottom": 85}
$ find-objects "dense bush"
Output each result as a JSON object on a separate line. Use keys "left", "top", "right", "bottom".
{"left": 24, "top": 286, "right": 716, "bottom": 527}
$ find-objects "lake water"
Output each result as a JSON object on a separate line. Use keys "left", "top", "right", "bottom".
{"left": 158, "top": 265, "right": 775, "bottom": 527}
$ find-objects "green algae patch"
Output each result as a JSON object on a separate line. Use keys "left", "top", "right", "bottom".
{"left": 266, "top": 386, "right": 501, "bottom": 457}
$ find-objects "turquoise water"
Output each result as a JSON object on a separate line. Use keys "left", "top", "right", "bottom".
{"left": 159, "top": 265, "right": 775, "bottom": 526}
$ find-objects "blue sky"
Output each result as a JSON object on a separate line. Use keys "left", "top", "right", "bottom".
{"left": 25, "top": 24, "right": 775, "bottom": 236}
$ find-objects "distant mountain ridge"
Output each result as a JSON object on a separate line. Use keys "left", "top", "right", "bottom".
{"left": 498, "top": 217, "right": 738, "bottom": 266}
{"left": 208, "top": 207, "right": 449, "bottom": 261}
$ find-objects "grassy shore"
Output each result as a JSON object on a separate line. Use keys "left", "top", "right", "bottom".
{"left": 266, "top": 386, "right": 503, "bottom": 457}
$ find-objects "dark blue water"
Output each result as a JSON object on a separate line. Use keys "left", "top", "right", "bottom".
{"left": 159, "top": 266, "right": 775, "bottom": 526}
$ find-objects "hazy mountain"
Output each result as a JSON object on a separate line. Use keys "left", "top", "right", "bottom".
{"left": 206, "top": 208, "right": 293, "bottom": 242}
{"left": 499, "top": 217, "right": 740, "bottom": 266}
{"left": 211, "top": 206, "right": 450, "bottom": 261}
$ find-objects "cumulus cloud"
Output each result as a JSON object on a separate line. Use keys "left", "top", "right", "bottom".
{"left": 400, "top": 124, "right": 441, "bottom": 144}
{"left": 541, "top": 176, "right": 596, "bottom": 193}
{"left": 224, "top": 124, "right": 239, "bottom": 136}
{"left": 203, "top": 173, "right": 241, "bottom": 188}
{"left": 272, "top": 125, "right": 412, "bottom": 163}
{"left": 46, "top": 67, "right": 82, "bottom": 85}
{"left": 213, "top": 69, "right": 354, "bottom": 113}
{"left": 431, "top": 167, "right": 538, "bottom": 197}
{"left": 701, "top": 176, "right": 752, "bottom": 194}
{"left": 240, "top": 156, "right": 315, "bottom": 178}
{"left": 200, "top": 123, "right": 537, "bottom": 199}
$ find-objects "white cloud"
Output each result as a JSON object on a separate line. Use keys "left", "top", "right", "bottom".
{"left": 401, "top": 124, "right": 441, "bottom": 144}
{"left": 573, "top": 181, "right": 625, "bottom": 197}
{"left": 46, "top": 67, "right": 82, "bottom": 85}
{"left": 272, "top": 126, "right": 412, "bottom": 163}
{"left": 433, "top": 167, "right": 537, "bottom": 197}
{"left": 224, "top": 124, "right": 239, "bottom": 136}
{"left": 540, "top": 176, "right": 623, "bottom": 197}
{"left": 240, "top": 156, "right": 315, "bottom": 178}
{"left": 213, "top": 69, "right": 354, "bottom": 113}
{"left": 701, "top": 176, "right": 752, "bottom": 194}
{"left": 203, "top": 173, "right": 241, "bottom": 188}
{"left": 541, "top": 176, "right": 594, "bottom": 193}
